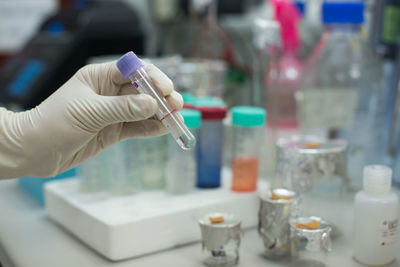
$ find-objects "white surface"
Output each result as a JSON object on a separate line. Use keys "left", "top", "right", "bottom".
{"left": 1, "top": 179, "right": 400, "bottom": 267}
{"left": 45, "top": 176, "right": 260, "bottom": 260}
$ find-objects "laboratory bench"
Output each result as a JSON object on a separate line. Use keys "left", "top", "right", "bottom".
{"left": 0, "top": 179, "right": 400, "bottom": 267}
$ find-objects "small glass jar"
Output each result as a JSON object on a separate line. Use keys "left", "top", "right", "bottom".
{"left": 231, "top": 106, "right": 266, "bottom": 192}
{"left": 166, "top": 109, "right": 201, "bottom": 194}
{"left": 196, "top": 106, "right": 227, "bottom": 188}
{"left": 198, "top": 213, "right": 242, "bottom": 266}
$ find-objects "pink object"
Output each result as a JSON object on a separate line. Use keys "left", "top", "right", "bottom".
{"left": 271, "top": 0, "right": 301, "bottom": 54}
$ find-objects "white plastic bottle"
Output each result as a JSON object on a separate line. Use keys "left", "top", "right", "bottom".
{"left": 353, "top": 165, "right": 399, "bottom": 265}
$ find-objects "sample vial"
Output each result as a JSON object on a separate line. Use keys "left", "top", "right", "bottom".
{"left": 107, "top": 140, "right": 141, "bottom": 195}
{"left": 116, "top": 51, "right": 196, "bottom": 150}
{"left": 231, "top": 106, "right": 266, "bottom": 192}
{"left": 198, "top": 213, "right": 242, "bottom": 266}
{"left": 196, "top": 106, "right": 227, "bottom": 188}
{"left": 353, "top": 165, "right": 399, "bottom": 266}
{"left": 166, "top": 109, "right": 201, "bottom": 194}
{"left": 130, "top": 135, "right": 168, "bottom": 190}
{"left": 290, "top": 216, "right": 332, "bottom": 267}
{"left": 78, "top": 151, "right": 108, "bottom": 192}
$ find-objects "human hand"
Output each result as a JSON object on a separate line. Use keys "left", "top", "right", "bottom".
{"left": 0, "top": 60, "right": 183, "bottom": 178}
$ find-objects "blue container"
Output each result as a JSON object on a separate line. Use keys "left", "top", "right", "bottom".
{"left": 196, "top": 106, "right": 227, "bottom": 188}
{"left": 18, "top": 168, "right": 76, "bottom": 205}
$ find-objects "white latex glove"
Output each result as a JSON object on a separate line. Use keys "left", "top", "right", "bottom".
{"left": 0, "top": 60, "right": 183, "bottom": 179}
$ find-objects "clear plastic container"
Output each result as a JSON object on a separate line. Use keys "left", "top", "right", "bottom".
{"left": 353, "top": 165, "right": 398, "bottom": 266}
{"left": 116, "top": 51, "right": 196, "bottom": 150}
{"left": 78, "top": 151, "right": 108, "bottom": 192}
{"left": 166, "top": 109, "right": 201, "bottom": 194}
{"left": 298, "top": 1, "right": 370, "bottom": 188}
{"left": 196, "top": 106, "right": 227, "bottom": 188}
{"left": 107, "top": 140, "right": 141, "bottom": 195}
{"left": 231, "top": 106, "right": 266, "bottom": 192}
{"left": 130, "top": 136, "right": 168, "bottom": 190}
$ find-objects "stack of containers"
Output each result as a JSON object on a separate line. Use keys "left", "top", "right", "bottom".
{"left": 132, "top": 136, "right": 168, "bottom": 190}
{"left": 195, "top": 100, "right": 227, "bottom": 188}
{"left": 231, "top": 106, "right": 267, "bottom": 192}
{"left": 166, "top": 109, "right": 202, "bottom": 194}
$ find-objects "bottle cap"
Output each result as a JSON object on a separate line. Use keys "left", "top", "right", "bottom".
{"left": 196, "top": 106, "right": 227, "bottom": 120}
{"left": 179, "top": 109, "right": 201, "bottom": 129}
{"left": 231, "top": 106, "right": 266, "bottom": 127}
{"left": 363, "top": 165, "right": 392, "bottom": 193}
{"left": 116, "top": 51, "right": 144, "bottom": 79}
{"left": 322, "top": 1, "right": 364, "bottom": 25}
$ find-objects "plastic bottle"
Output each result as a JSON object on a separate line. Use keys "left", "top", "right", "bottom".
{"left": 166, "top": 109, "right": 201, "bottom": 194}
{"left": 266, "top": 0, "right": 303, "bottom": 129}
{"left": 353, "top": 165, "right": 398, "bottom": 265}
{"left": 231, "top": 106, "right": 266, "bottom": 192}
{"left": 299, "top": 1, "right": 374, "bottom": 189}
{"left": 196, "top": 105, "right": 227, "bottom": 188}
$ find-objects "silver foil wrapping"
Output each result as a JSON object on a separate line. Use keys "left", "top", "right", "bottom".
{"left": 276, "top": 135, "right": 348, "bottom": 193}
{"left": 290, "top": 216, "right": 332, "bottom": 266}
{"left": 199, "top": 213, "right": 242, "bottom": 251}
{"left": 258, "top": 189, "right": 299, "bottom": 258}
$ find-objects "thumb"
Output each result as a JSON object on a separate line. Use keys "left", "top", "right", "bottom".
{"left": 84, "top": 94, "right": 158, "bottom": 130}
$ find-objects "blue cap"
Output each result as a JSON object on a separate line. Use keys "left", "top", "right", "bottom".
{"left": 231, "top": 106, "right": 266, "bottom": 127}
{"left": 294, "top": 1, "right": 305, "bottom": 17}
{"left": 116, "top": 51, "right": 144, "bottom": 79}
{"left": 322, "top": 1, "right": 364, "bottom": 24}
{"left": 179, "top": 109, "right": 201, "bottom": 129}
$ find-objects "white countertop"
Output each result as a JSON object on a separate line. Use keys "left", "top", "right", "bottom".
{"left": 0, "top": 179, "right": 399, "bottom": 267}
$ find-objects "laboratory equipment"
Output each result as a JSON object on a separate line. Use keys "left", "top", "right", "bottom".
{"left": 266, "top": 0, "right": 303, "bottom": 129}
{"left": 276, "top": 135, "right": 348, "bottom": 195}
{"left": 353, "top": 165, "right": 398, "bottom": 266}
{"left": 18, "top": 168, "right": 76, "bottom": 206}
{"left": 298, "top": 1, "right": 373, "bottom": 188}
{"left": 166, "top": 109, "right": 201, "bottom": 194}
{"left": 196, "top": 105, "right": 227, "bottom": 188}
{"left": 0, "top": 1, "right": 144, "bottom": 110}
{"left": 131, "top": 135, "right": 168, "bottom": 190}
{"left": 46, "top": 176, "right": 260, "bottom": 261}
{"left": 290, "top": 216, "right": 332, "bottom": 267}
{"left": 107, "top": 140, "right": 141, "bottom": 195}
{"left": 176, "top": 59, "right": 227, "bottom": 98}
{"left": 258, "top": 188, "right": 299, "bottom": 259}
{"left": 231, "top": 106, "right": 266, "bottom": 192}
{"left": 198, "top": 212, "right": 242, "bottom": 266}
{"left": 117, "top": 51, "right": 196, "bottom": 150}
{"left": 78, "top": 151, "right": 108, "bottom": 192}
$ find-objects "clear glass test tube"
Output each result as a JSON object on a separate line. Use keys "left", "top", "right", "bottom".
{"left": 117, "top": 51, "right": 196, "bottom": 150}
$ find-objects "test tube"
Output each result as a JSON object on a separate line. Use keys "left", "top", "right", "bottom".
{"left": 116, "top": 51, "right": 196, "bottom": 150}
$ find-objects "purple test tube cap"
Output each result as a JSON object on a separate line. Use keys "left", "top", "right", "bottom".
{"left": 116, "top": 51, "right": 144, "bottom": 79}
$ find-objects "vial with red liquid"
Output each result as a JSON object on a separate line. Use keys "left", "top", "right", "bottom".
{"left": 231, "top": 106, "right": 266, "bottom": 192}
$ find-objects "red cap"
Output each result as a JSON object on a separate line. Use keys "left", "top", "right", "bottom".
{"left": 196, "top": 106, "right": 227, "bottom": 120}
{"left": 183, "top": 103, "right": 196, "bottom": 109}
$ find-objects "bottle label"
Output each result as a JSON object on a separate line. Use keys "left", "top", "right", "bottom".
{"left": 296, "top": 88, "right": 358, "bottom": 130}
{"left": 380, "top": 219, "right": 398, "bottom": 246}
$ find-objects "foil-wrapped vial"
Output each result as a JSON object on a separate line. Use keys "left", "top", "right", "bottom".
{"left": 290, "top": 216, "right": 332, "bottom": 267}
{"left": 276, "top": 135, "right": 348, "bottom": 195}
{"left": 198, "top": 213, "right": 242, "bottom": 266}
{"left": 258, "top": 188, "right": 299, "bottom": 258}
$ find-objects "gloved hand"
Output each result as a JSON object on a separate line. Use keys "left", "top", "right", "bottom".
{"left": 0, "top": 60, "right": 183, "bottom": 179}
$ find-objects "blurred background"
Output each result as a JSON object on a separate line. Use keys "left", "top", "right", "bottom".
{"left": 1, "top": 0, "right": 400, "bottom": 266}
{"left": 1, "top": 0, "right": 400, "bottom": 185}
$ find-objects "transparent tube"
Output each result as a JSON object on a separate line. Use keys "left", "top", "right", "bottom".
{"left": 128, "top": 68, "right": 196, "bottom": 150}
